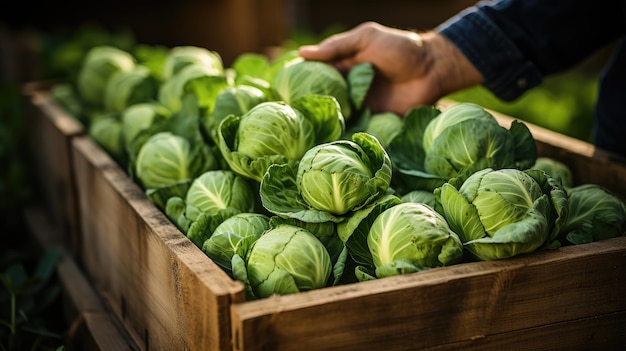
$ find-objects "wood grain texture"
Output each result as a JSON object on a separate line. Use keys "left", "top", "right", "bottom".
{"left": 22, "top": 83, "right": 85, "bottom": 255}
{"left": 71, "top": 136, "right": 245, "bottom": 351}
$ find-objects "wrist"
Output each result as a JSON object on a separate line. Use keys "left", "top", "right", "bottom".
{"left": 422, "top": 31, "right": 484, "bottom": 98}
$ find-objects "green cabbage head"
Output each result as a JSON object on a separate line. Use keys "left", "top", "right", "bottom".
{"left": 559, "top": 184, "right": 626, "bottom": 244}
{"left": 436, "top": 168, "right": 568, "bottom": 260}
{"left": 219, "top": 99, "right": 344, "bottom": 182}
{"left": 162, "top": 45, "right": 223, "bottom": 80}
{"left": 202, "top": 212, "right": 270, "bottom": 277}
{"left": 135, "top": 132, "right": 210, "bottom": 189}
{"left": 185, "top": 170, "right": 256, "bottom": 216}
{"left": 297, "top": 132, "right": 392, "bottom": 215}
{"left": 77, "top": 46, "right": 136, "bottom": 108}
{"left": 273, "top": 58, "right": 351, "bottom": 119}
{"left": 260, "top": 132, "right": 392, "bottom": 224}
{"left": 424, "top": 103, "right": 536, "bottom": 180}
{"left": 232, "top": 224, "right": 332, "bottom": 299}
{"left": 367, "top": 202, "right": 463, "bottom": 278}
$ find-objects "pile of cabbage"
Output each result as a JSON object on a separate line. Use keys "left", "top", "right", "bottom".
{"left": 54, "top": 44, "right": 626, "bottom": 300}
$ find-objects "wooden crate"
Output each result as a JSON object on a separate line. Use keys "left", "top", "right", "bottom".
{"left": 22, "top": 82, "right": 85, "bottom": 255}
{"left": 30, "top": 88, "right": 623, "bottom": 350}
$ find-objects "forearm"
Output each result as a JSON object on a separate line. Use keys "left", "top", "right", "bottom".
{"left": 436, "top": 0, "right": 626, "bottom": 101}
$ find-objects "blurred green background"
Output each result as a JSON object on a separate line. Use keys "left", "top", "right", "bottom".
{"left": 1, "top": 0, "right": 613, "bottom": 214}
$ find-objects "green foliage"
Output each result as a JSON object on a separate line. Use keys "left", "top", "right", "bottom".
{"left": 1, "top": 248, "right": 64, "bottom": 351}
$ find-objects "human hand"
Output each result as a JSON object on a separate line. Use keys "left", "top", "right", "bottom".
{"left": 299, "top": 22, "right": 483, "bottom": 115}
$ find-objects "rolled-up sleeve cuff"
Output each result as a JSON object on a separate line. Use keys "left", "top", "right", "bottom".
{"left": 436, "top": 8, "right": 543, "bottom": 101}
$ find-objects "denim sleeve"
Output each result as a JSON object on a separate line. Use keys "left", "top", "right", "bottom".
{"left": 436, "top": 0, "right": 626, "bottom": 101}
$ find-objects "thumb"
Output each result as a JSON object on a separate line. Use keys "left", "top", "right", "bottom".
{"left": 298, "top": 44, "right": 329, "bottom": 61}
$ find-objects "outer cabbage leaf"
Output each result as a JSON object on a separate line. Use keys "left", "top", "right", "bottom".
{"left": 524, "top": 168, "right": 569, "bottom": 248}
{"left": 231, "top": 52, "right": 271, "bottom": 82}
{"left": 146, "top": 179, "right": 192, "bottom": 211}
{"left": 400, "top": 190, "right": 436, "bottom": 209}
{"left": 531, "top": 157, "right": 574, "bottom": 188}
{"left": 387, "top": 105, "right": 442, "bottom": 191}
{"left": 347, "top": 62, "right": 375, "bottom": 111}
{"left": 291, "top": 94, "right": 345, "bottom": 144}
{"left": 364, "top": 112, "right": 403, "bottom": 148}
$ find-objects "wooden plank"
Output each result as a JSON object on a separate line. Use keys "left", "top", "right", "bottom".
{"left": 23, "top": 205, "right": 138, "bottom": 351}
{"left": 71, "top": 136, "right": 246, "bottom": 351}
{"left": 231, "top": 237, "right": 626, "bottom": 351}
{"left": 21, "top": 82, "right": 84, "bottom": 255}
{"left": 421, "top": 311, "right": 626, "bottom": 350}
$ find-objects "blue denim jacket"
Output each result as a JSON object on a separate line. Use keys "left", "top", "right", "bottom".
{"left": 437, "top": 0, "right": 626, "bottom": 157}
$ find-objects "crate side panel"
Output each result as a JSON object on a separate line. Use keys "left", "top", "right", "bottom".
{"left": 232, "top": 237, "right": 626, "bottom": 351}
{"left": 22, "top": 87, "right": 84, "bottom": 253}
{"left": 72, "top": 136, "right": 244, "bottom": 351}
{"left": 421, "top": 311, "right": 626, "bottom": 351}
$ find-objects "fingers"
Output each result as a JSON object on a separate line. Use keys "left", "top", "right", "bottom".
{"left": 299, "top": 21, "right": 380, "bottom": 61}
{"left": 298, "top": 36, "right": 357, "bottom": 62}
